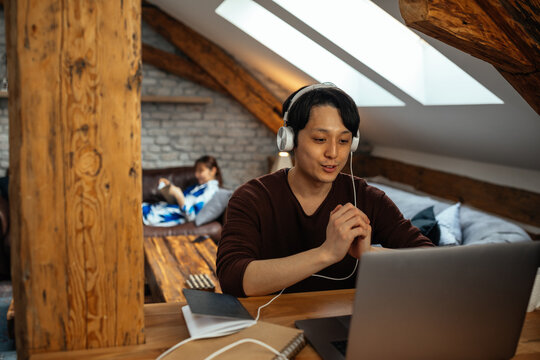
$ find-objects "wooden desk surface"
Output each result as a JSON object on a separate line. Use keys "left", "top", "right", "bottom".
{"left": 30, "top": 289, "right": 540, "bottom": 359}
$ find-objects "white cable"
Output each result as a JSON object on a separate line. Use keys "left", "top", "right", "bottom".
{"left": 311, "top": 258, "right": 359, "bottom": 281}
{"left": 255, "top": 287, "right": 286, "bottom": 322}
{"left": 203, "top": 338, "right": 286, "bottom": 360}
{"left": 311, "top": 151, "right": 359, "bottom": 281}
{"left": 156, "top": 336, "right": 196, "bottom": 360}
{"left": 156, "top": 288, "right": 286, "bottom": 359}
{"left": 349, "top": 151, "right": 357, "bottom": 208}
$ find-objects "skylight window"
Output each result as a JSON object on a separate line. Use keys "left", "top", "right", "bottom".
{"left": 273, "top": 0, "right": 503, "bottom": 106}
{"left": 216, "top": 0, "right": 404, "bottom": 107}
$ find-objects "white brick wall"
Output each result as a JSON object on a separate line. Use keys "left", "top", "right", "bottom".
{"left": 0, "top": 13, "right": 287, "bottom": 189}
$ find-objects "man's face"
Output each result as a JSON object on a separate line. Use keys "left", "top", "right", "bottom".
{"left": 294, "top": 105, "right": 353, "bottom": 186}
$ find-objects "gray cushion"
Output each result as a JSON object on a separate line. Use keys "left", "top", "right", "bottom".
{"left": 411, "top": 206, "right": 440, "bottom": 245}
{"left": 194, "top": 188, "right": 233, "bottom": 226}
{"left": 367, "top": 182, "right": 448, "bottom": 219}
{"left": 436, "top": 202, "right": 462, "bottom": 246}
{"left": 459, "top": 206, "right": 530, "bottom": 245}
{"left": 367, "top": 181, "right": 531, "bottom": 245}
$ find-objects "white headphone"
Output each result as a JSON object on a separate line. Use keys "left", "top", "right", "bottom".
{"left": 277, "top": 82, "right": 360, "bottom": 152}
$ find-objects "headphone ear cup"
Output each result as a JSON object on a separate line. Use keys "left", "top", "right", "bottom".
{"left": 277, "top": 126, "right": 295, "bottom": 152}
{"left": 350, "top": 130, "right": 360, "bottom": 152}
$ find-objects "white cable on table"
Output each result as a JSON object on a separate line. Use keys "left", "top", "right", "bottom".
{"left": 156, "top": 288, "right": 287, "bottom": 359}
{"left": 203, "top": 338, "right": 286, "bottom": 360}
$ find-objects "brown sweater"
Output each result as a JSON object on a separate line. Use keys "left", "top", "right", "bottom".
{"left": 217, "top": 170, "right": 433, "bottom": 297}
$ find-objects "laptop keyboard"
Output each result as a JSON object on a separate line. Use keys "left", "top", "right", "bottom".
{"left": 331, "top": 340, "right": 348, "bottom": 356}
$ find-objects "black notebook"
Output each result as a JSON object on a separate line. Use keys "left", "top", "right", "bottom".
{"left": 183, "top": 288, "right": 253, "bottom": 320}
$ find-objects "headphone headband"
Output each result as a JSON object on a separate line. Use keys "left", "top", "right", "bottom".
{"left": 278, "top": 82, "right": 360, "bottom": 152}
{"left": 283, "top": 82, "right": 337, "bottom": 124}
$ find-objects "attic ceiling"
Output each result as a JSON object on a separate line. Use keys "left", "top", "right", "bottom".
{"left": 146, "top": 0, "right": 540, "bottom": 172}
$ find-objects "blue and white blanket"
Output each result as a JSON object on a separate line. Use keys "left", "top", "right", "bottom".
{"left": 142, "top": 180, "right": 219, "bottom": 227}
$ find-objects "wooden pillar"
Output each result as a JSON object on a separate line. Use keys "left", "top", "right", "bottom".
{"left": 5, "top": 0, "right": 144, "bottom": 358}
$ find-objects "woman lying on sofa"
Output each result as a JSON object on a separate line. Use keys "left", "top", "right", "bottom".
{"left": 142, "top": 155, "right": 222, "bottom": 226}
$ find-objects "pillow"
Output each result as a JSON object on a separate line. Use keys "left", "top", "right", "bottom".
{"left": 367, "top": 180, "right": 532, "bottom": 246}
{"left": 527, "top": 270, "right": 540, "bottom": 312}
{"left": 194, "top": 188, "right": 233, "bottom": 226}
{"left": 435, "top": 203, "right": 462, "bottom": 246}
{"left": 411, "top": 206, "right": 440, "bottom": 245}
{"left": 459, "top": 206, "right": 531, "bottom": 245}
{"left": 367, "top": 182, "right": 450, "bottom": 220}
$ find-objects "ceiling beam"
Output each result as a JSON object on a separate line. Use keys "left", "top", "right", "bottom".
{"left": 475, "top": 0, "right": 540, "bottom": 69}
{"left": 399, "top": 0, "right": 540, "bottom": 116}
{"left": 142, "top": 5, "right": 283, "bottom": 133}
{"left": 142, "top": 43, "right": 227, "bottom": 95}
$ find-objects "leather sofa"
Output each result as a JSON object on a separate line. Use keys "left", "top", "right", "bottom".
{"left": 142, "top": 166, "right": 223, "bottom": 243}
{"left": 0, "top": 192, "right": 10, "bottom": 280}
{"left": 0, "top": 167, "right": 224, "bottom": 280}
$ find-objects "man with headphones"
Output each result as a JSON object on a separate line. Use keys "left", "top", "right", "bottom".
{"left": 217, "top": 83, "right": 433, "bottom": 297}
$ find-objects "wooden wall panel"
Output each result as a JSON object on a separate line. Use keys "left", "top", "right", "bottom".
{"left": 6, "top": 0, "right": 144, "bottom": 357}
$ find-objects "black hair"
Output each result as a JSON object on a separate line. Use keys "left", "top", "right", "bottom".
{"left": 282, "top": 85, "right": 360, "bottom": 147}
{"left": 195, "top": 155, "right": 223, "bottom": 187}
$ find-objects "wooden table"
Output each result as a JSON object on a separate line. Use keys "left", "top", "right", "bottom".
{"left": 30, "top": 289, "right": 540, "bottom": 359}
{"left": 144, "top": 235, "right": 221, "bottom": 303}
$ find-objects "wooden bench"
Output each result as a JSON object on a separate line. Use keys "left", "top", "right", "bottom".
{"left": 144, "top": 235, "right": 222, "bottom": 303}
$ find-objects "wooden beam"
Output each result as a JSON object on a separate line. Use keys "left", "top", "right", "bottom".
{"left": 399, "top": 0, "right": 540, "bottom": 115}
{"left": 352, "top": 155, "right": 540, "bottom": 229}
{"left": 399, "top": 0, "right": 534, "bottom": 73}
{"left": 475, "top": 0, "right": 540, "bottom": 68}
{"left": 142, "top": 5, "right": 283, "bottom": 134}
{"left": 6, "top": 0, "right": 144, "bottom": 357}
{"left": 142, "top": 43, "right": 227, "bottom": 95}
{"left": 498, "top": 69, "right": 540, "bottom": 115}
{"left": 4, "top": 91, "right": 214, "bottom": 104}
{"left": 141, "top": 95, "right": 213, "bottom": 104}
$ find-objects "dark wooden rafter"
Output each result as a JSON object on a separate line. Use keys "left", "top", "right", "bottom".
{"left": 142, "top": 44, "right": 227, "bottom": 95}
{"left": 475, "top": 0, "right": 540, "bottom": 68}
{"left": 142, "top": 4, "right": 283, "bottom": 133}
{"left": 399, "top": 0, "right": 540, "bottom": 116}
{"left": 352, "top": 155, "right": 540, "bottom": 230}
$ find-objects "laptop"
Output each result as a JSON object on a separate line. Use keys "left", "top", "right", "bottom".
{"left": 295, "top": 241, "right": 540, "bottom": 360}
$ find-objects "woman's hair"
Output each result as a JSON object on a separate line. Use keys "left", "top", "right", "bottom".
{"left": 195, "top": 155, "right": 223, "bottom": 186}
{"left": 282, "top": 85, "right": 360, "bottom": 147}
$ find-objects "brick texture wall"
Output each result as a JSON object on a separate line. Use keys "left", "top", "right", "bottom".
{"left": 0, "top": 13, "right": 288, "bottom": 189}
{"left": 0, "top": 8, "right": 7, "bottom": 173}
